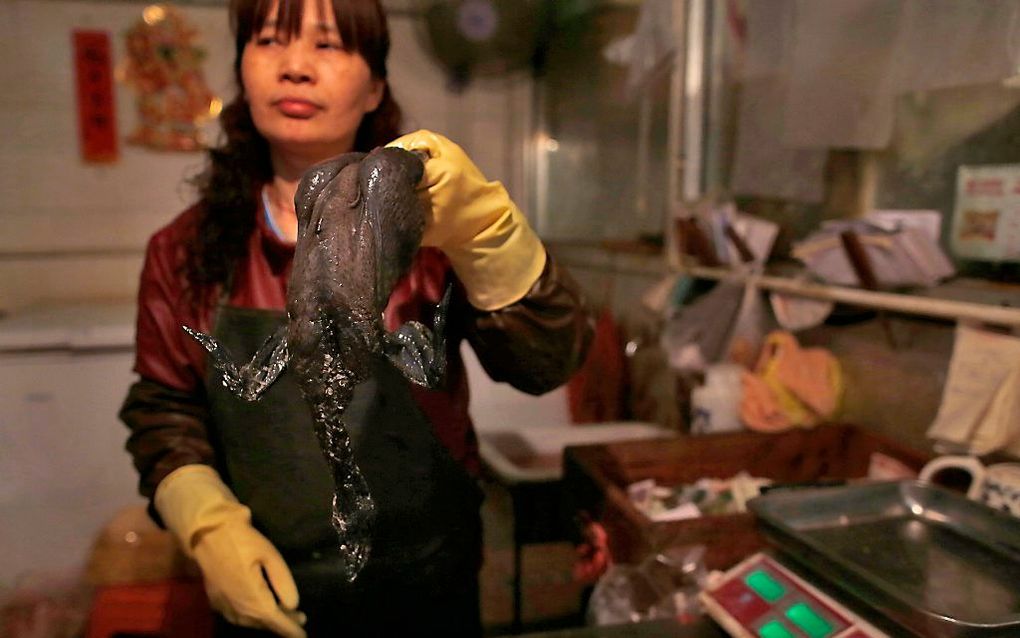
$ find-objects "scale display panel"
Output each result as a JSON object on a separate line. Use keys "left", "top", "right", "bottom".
{"left": 700, "top": 553, "right": 888, "bottom": 638}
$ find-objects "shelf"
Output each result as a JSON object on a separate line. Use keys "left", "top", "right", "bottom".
{"left": 557, "top": 248, "right": 1020, "bottom": 327}
{"left": 679, "top": 265, "right": 1020, "bottom": 328}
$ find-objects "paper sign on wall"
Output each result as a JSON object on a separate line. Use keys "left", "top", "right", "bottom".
{"left": 73, "top": 30, "right": 119, "bottom": 163}
{"left": 951, "top": 164, "right": 1020, "bottom": 262}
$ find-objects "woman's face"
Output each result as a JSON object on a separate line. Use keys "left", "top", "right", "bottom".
{"left": 241, "top": 0, "right": 384, "bottom": 161}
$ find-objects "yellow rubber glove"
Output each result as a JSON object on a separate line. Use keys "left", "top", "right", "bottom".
{"left": 154, "top": 465, "right": 307, "bottom": 638}
{"left": 387, "top": 130, "right": 547, "bottom": 310}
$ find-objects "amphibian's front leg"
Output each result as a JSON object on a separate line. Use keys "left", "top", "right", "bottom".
{"left": 384, "top": 285, "right": 451, "bottom": 388}
{"left": 183, "top": 324, "right": 290, "bottom": 401}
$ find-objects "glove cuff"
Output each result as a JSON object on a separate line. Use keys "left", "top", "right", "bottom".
{"left": 153, "top": 464, "right": 251, "bottom": 557}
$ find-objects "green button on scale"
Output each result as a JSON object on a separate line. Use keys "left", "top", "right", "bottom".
{"left": 745, "top": 569, "right": 787, "bottom": 602}
{"left": 758, "top": 619, "right": 796, "bottom": 638}
{"left": 786, "top": 602, "right": 834, "bottom": 638}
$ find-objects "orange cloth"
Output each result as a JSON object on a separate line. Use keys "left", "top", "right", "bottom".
{"left": 740, "top": 372, "right": 791, "bottom": 432}
{"left": 769, "top": 333, "right": 841, "bottom": 417}
{"left": 741, "top": 331, "right": 842, "bottom": 432}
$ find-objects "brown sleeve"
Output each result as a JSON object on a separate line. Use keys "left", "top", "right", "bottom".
{"left": 119, "top": 378, "right": 216, "bottom": 500}
{"left": 465, "top": 252, "right": 594, "bottom": 396}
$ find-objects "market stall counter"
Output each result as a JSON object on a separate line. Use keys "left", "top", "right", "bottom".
{"left": 561, "top": 423, "right": 930, "bottom": 572}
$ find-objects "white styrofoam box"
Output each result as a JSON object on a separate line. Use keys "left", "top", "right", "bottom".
{"left": 461, "top": 341, "right": 571, "bottom": 432}
{"left": 463, "top": 339, "right": 675, "bottom": 483}
{"left": 512, "top": 422, "right": 671, "bottom": 457}
{"left": 0, "top": 302, "right": 141, "bottom": 586}
{"left": 0, "top": 348, "right": 143, "bottom": 587}
{"left": 478, "top": 420, "right": 674, "bottom": 484}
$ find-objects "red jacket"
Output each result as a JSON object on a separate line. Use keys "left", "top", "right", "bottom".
{"left": 121, "top": 202, "right": 592, "bottom": 500}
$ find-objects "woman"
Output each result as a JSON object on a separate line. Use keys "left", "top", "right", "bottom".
{"left": 119, "top": 0, "right": 591, "bottom": 636}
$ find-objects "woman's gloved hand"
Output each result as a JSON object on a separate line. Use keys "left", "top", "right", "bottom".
{"left": 154, "top": 465, "right": 307, "bottom": 638}
{"left": 386, "top": 130, "right": 547, "bottom": 311}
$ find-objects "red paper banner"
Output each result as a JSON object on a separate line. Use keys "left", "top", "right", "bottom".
{"left": 73, "top": 30, "right": 118, "bottom": 163}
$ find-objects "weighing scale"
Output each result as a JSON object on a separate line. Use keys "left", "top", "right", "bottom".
{"left": 700, "top": 553, "right": 888, "bottom": 638}
{"left": 702, "top": 481, "right": 1020, "bottom": 638}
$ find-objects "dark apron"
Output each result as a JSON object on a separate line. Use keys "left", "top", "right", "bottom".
{"left": 205, "top": 304, "right": 484, "bottom": 637}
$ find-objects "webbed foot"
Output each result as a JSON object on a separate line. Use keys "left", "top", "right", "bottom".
{"left": 384, "top": 285, "right": 451, "bottom": 388}
{"left": 182, "top": 325, "right": 290, "bottom": 401}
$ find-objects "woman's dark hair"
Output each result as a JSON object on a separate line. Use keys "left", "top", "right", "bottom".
{"left": 186, "top": 0, "right": 402, "bottom": 298}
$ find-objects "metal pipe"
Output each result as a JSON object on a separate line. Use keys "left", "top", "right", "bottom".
{"left": 559, "top": 255, "right": 1020, "bottom": 327}
{"left": 683, "top": 265, "right": 1020, "bottom": 327}
{"left": 665, "top": 0, "right": 688, "bottom": 267}
{"left": 682, "top": 0, "right": 707, "bottom": 202}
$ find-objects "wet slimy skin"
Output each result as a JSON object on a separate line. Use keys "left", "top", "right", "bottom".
{"left": 185, "top": 147, "right": 449, "bottom": 581}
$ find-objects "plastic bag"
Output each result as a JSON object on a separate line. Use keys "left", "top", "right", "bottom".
{"left": 587, "top": 545, "right": 707, "bottom": 626}
{"left": 661, "top": 282, "right": 744, "bottom": 371}
{"left": 661, "top": 278, "right": 772, "bottom": 374}
{"left": 725, "top": 280, "right": 770, "bottom": 369}
{"left": 690, "top": 364, "right": 744, "bottom": 435}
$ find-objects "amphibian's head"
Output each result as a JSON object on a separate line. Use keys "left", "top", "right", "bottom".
{"left": 293, "top": 147, "right": 426, "bottom": 312}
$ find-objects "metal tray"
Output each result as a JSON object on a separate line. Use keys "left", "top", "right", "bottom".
{"left": 749, "top": 481, "right": 1020, "bottom": 638}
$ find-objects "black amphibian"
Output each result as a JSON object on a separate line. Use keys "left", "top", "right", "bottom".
{"left": 184, "top": 147, "right": 449, "bottom": 582}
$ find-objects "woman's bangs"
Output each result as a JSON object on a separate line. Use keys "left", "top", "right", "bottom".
{"left": 251, "top": 0, "right": 304, "bottom": 41}
{"left": 330, "top": 0, "right": 388, "bottom": 77}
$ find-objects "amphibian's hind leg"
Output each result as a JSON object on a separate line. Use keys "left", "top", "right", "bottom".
{"left": 182, "top": 325, "right": 290, "bottom": 401}
{"left": 384, "top": 285, "right": 452, "bottom": 388}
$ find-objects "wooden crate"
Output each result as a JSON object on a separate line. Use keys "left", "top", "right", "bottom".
{"left": 562, "top": 423, "right": 930, "bottom": 571}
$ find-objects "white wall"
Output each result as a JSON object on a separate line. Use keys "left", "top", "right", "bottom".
{"left": 0, "top": 0, "right": 532, "bottom": 311}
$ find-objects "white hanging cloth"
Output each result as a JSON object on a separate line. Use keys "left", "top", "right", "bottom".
{"left": 731, "top": 0, "right": 827, "bottom": 202}
{"left": 602, "top": 0, "right": 677, "bottom": 98}
{"left": 928, "top": 324, "right": 1020, "bottom": 458}
{"left": 894, "top": 0, "right": 1020, "bottom": 93}
{"left": 782, "top": 0, "right": 903, "bottom": 149}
